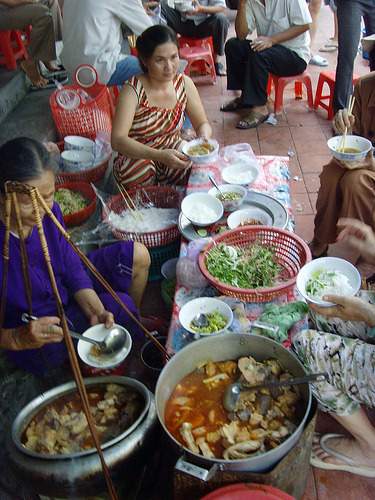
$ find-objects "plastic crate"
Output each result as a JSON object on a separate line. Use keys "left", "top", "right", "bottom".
{"left": 149, "top": 240, "right": 180, "bottom": 282}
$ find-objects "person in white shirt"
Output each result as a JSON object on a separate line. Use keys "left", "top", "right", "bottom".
{"left": 61, "top": 0, "right": 153, "bottom": 86}
{"left": 221, "top": 0, "right": 312, "bottom": 129}
{"left": 161, "top": 0, "right": 229, "bottom": 76}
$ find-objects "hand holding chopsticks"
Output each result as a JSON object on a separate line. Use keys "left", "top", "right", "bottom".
{"left": 339, "top": 95, "right": 356, "bottom": 152}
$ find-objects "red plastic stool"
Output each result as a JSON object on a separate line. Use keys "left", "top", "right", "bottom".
{"left": 267, "top": 71, "right": 313, "bottom": 114}
{"left": 179, "top": 45, "right": 216, "bottom": 85}
{"left": 178, "top": 35, "right": 214, "bottom": 55}
{"left": 314, "top": 70, "right": 360, "bottom": 120}
{"left": 0, "top": 29, "right": 28, "bottom": 70}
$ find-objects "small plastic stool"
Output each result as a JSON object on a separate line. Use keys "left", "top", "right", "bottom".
{"left": 314, "top": 70, "right": 360, "bottom": 120}
{"left": 179, "top": 45, "right": 216, "bottom": 85}
{"left": 0, "top": 29, "right": 28, "bottom": 70}
{"left": 178, "top": 35, "right": 214, "bottom": 55}
{"left": 267, "top": 71, "right": 313, "bottom": 114}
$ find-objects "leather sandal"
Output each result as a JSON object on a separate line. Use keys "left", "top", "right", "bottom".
{"left": 236, "top": 110, "right": 269, "bottom": 129}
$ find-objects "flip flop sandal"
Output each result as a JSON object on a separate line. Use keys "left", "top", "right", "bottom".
{"left": 319, "top": 46, "right": 337, "bottom": 52}
{"left": 30, "top": 73, "right": 69, "bottom": 91}
{"left": 39, "top": 62, "right": 67, "bottom": 77}
{"left": 310, "top": 433, "right": 375, "bottom": 478}
{"left": 325, "top": 40, "right": 339, "bottom": 48}
{"left": 214, "top": 62, "right": 227, "bottom": 77}
{"left": 220, "top": 97, "right": 244, "bottom": 112}
{"left": 236, "top": 111, "right": 269, "bottom": 129}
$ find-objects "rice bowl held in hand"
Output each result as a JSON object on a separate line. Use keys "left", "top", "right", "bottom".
{"left": 296, "top": 257, "right": 361, "bottom": 307}
{"left": 327, "top": 135, "right": 373, "bottom": 163}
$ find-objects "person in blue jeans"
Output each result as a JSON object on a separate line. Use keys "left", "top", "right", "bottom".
{"left": 333, "top": 0, "right": 375, "bottom": 112}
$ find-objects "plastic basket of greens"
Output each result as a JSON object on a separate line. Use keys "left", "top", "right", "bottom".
{"left": 198, "top": 226, "right": 311, "bottom": 302}
{"left": 54, "top": 182, "right": 96, "bottom": 227}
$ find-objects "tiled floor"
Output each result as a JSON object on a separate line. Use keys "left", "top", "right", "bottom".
{"left": 193, "top": 8, "right": 375, "bottom": 500}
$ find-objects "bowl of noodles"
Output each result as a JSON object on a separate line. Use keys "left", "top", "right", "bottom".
{"left": 182, "top": 138, "right": 219, "bottom": 164}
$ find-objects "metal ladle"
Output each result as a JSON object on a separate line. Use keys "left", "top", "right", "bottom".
{"left": 223, "top": 372, "right": 327, "bottom": 412}
{"left": 21, "top": 313, "right": 126, "bottom": 355}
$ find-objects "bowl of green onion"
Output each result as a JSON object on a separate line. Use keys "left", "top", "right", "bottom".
{"left": 179, "top": 297, "right": 233, "bottom": 336}
{"left": 208, "top": 184, "right": 247, "bottom": 212}
{"left": 54, "top": 182, "right": 96, "bottom": 227}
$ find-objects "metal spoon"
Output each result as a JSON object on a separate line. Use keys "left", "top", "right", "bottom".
{"left": 69, "top": 328, "right": 126, "bottom": 355}
{"left": 21, "top": 313, "right": 126, "bottom": 355}
{"left": 223, "top": 372, "right": 327, "bottom": 412}
{"left": 208, "top": 174, "right": 224, "bottom": 197}
{"left": 191, "top": 313, "right": 209, "bottom": 329}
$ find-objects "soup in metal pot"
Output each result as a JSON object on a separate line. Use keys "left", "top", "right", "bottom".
{"left": 165, "top": 357, "right": 301, "bottom": 460}
{"left": 23, "top": 383, "right": 144, "bottom": 455}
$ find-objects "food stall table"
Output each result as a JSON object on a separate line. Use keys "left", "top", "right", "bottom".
{"left": 166, "top": 146, "right": 306, "bottom": 355}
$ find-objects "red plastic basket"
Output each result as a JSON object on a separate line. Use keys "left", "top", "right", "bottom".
{"left": 56, "top": 156, "right": 109, "bottom": 185}
{"left": 55, "top": 140, "right": 109, "bottom": 185}
{"left": 49, "top": 65, "right": 114, "bottom": 140}
{"left": 56, "top": 181, "right": 97, "bottom": 227}
{"left": 199, "top": 226, "right": 311, "bottom": 302}
{"left": 104, "top": 186, "right": 180, "bottom": 248}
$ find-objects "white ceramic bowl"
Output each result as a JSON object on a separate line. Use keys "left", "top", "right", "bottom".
{"left": 181, "top": 192, "right": 223, "bottom": 227}
{"left": 182, "top": 138, "right": 219, "bottom": 164}
{"left": 208, "top": 184, "right": 247, "bottom": 212}
{"left": 61, "top": 150, "right": 94, "bottom": 172}
{"left": 222, "top": 159, "right": 259, "bottom": 185}
{"left": 77, "top": 323, "right": 132, "bottom": 368}
{"left": 179, "top": 297, "right": 233, "bottom": 336}
{"left": 64, "top": 135, "right": 95, "bottom": 153}
{"left": 296, "top": 257, "right": 361, "bottom": 307}
{"left": 327, "top": 135, "right": 373, "bottom": 163}
{"left": 227, "top": 207, "right": 273, "bottom": 229}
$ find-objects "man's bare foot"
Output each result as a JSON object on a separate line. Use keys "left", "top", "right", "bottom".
{"left": 313, "top": 434, "right": 375, "bottom": 468}
{"left": 20, "top": 60, "right": 47, "bottom": 87}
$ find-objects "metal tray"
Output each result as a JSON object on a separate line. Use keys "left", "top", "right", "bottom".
{"left": 178, "top": 191, "right": 288, "bottom": 241}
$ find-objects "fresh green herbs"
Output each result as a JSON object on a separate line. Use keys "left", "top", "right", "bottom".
{"left": 206, "top": 243, "right": 280, "bottom": 289}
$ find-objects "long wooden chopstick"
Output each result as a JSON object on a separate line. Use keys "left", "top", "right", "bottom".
{"left": 115, "top": 180, "right": 143, "bottom": 221}
{"left": 340, "top": 95, "right": 356, "bottom": 152}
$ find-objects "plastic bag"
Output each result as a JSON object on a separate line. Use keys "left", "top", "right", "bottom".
{"left": 176, "top": 239, "right": 209, "bottom": 289}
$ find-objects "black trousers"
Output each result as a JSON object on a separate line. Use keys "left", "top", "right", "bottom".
{"left": 225, "top": 38, "right": 307, "bottom": 107}
{"left": 161, "top": 3, "right": 230, "bottom": 56}
{"left": 334, "top": 0, "right": 375, "bottom": 112}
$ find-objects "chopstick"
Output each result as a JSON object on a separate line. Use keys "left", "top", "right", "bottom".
{"left": 115, "top": 180, "right": 143, "bottom": 221}
{"left": 339, "top": 95, "right": 356, "bottom": 152}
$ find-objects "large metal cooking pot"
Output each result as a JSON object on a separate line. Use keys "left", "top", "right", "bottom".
{"left": 155, "top": 333, "right": 312, "bottom": 480}
{"left": 8, "top": 376, "right": 157, "bottom": 498}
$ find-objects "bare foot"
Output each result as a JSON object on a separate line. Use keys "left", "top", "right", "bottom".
{"left": 20, "top": 60, "right": 47, "bottom": 87}
{"left": 313, "top": 434, "right": 375, "bottom": 468}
